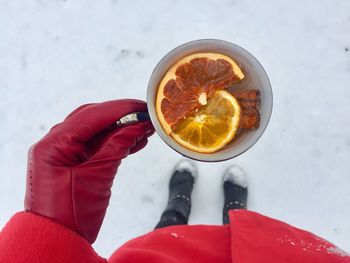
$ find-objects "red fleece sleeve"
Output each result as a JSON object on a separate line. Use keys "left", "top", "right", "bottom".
{"left": 0, "top": 212, "right": 107, "bottom": 263}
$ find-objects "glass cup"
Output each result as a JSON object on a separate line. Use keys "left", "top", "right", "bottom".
{"left": 147, "top": 39, "right": 273, "bottom": 162}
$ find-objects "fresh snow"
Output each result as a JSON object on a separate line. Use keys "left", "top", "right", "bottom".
{"left": 223, "top": 166, "right": 248, "bottom": 189}
{"left": 0, "top": 0, "right": 349, "bottom": 258}
{"left": 173, "top": 159, "right": 198, "bottom": 180}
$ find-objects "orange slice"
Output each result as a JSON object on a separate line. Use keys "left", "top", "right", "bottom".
{"left": 171, "top": 90, "right": 241, "bottom": 153}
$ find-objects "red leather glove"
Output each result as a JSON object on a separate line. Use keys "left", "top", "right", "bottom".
{"left": 24, "top": 99, "right": 154, "bottom": 243}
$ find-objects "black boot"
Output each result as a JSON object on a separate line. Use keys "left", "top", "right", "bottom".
{"left": 223, "top": 166, "right": 248, "bottom": 225}
{"left": 155, "top": 159, "right": 197, "bottom": 229}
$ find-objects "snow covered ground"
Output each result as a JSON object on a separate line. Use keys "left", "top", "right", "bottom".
{"left": 1, "top": 0, "right": 349, "bottom": 257}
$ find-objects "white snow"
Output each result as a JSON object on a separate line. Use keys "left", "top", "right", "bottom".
{"left": 170, "top": 233, "right": 178, "bottom": 238}
{"left": 277, "top": 234, "right": 350, "bottom": 258}
{"left": 174, "top": 159, "right": 198, "bottom": 179}
{"left": 223, "top": 166, "right": 248, "bottom": 188}
{"left": 327, "top": 247, "right": 350, "bottom": 257}
{"left": 0, "top": 0, "right": 350, "bottom": 258}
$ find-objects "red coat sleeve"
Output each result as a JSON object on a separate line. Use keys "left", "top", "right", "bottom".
{"left": 0, "top": 212, "right": 107, "bottom": 263}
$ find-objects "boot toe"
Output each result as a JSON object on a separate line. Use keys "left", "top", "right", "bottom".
{"left": 223, "top": 165, "right": 248, "bottom": 189}
{"left": 173, "top": 159, "right": 198, "bottom": 181}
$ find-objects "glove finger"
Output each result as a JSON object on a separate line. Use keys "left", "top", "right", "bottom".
{"left": 82, "top": 121, "right": 154, "bottom": 161}
{"left": 134, "top": 120, "right": 155, "bottom": 137}
{"left": 144, "top": 126, "right": 156, "bottom": 138}
{"left": 89, "top": 121, "right": 153, "bottom": 162}
{"left": 129, "top": 137, "right": 148, "bottom": 154}
{"left": 64, "top": 103, "right": 95, "bottom": 120}
{"left": 50, "top": 99, "right": 148, "bottom": 142}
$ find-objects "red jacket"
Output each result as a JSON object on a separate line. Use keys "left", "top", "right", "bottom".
{"left": 0, "top": 210, "right": 349, "bottom": 263}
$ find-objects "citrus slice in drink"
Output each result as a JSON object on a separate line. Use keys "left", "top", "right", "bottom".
{"left": 156, "top": 53, "right": 244, "bottom": 134}
{"left": 171, "top": 90, "right": 241, "bottom": 153}
{"left": 156, "top": 52, "right": 244, "bottom": 153}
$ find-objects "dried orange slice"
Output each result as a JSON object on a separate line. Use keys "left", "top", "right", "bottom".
{"left": 171, "top": 90, "right": 241, "bottom": 153}
{"left": 156, "top": 53, "right": 244, "bottom": 134}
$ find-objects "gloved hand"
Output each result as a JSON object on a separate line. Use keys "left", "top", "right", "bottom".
{"left": 24, "top": 99, "right": 154, "bottom": 243}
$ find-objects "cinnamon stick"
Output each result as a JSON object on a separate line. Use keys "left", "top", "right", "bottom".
{"left": 231, "top": 89, "right": 260, "bottom": 130}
